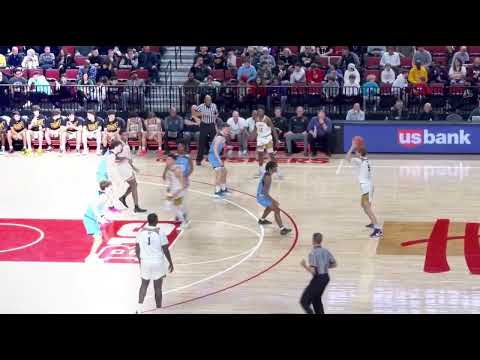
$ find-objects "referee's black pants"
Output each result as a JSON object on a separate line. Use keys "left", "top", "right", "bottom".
{"left": 196, "top": 122, "right": 216, "bottom": 165}
{"left": 300, "top": 273, "right": 330, "bottom": 314}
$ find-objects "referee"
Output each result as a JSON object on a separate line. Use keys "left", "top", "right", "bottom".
{"left": 300, "top": 233, "right": 337, "bottom": 314}
{"left": 192, "top": 95, "right": 220, "bottom": 166}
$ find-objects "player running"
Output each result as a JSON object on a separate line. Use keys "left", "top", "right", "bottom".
{"left": 256, "top": 161, "right": 291, "bottom": 235}
{"left": 254, "top": 106, "right": 282, "bottom": 179}
{"left": 345, "top": 138, "right": 383, "bottom": 238}
{"left": 163, "top": 154, "right": 187, "bottom": 228}
{"left": 83, "top": 180, "right": 112, "bottom": 263}
{"left": 207, "top": 123, "right": 230, "bottom": 197}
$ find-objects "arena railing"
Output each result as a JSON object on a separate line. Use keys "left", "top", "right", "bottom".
{"left": 0, "top": 84, "right": 478, "bottom": 119}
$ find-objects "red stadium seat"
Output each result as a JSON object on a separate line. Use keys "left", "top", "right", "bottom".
{"left": 432, "top": 56, "right": 448, "bottom": 67}
{"left": 116, "top": 69, "right": 131, "bottom": 82}
{"left": 28, "top": 69, "right": 44, "bottom": 78}
{"left": 211, "top": 69, "right": 225, "bottom": 81}
{"left": 135, "top": 69, "right": 149, "bottom": 80}
{"left": 367, "top": 56, "right": 380, "bottom": 69}
{"left": 430, "top": 83, "right": 445, "bottom": 95}
{"left": 62, "top": 46, "right": 76, "bottom": 56}
{"left": 400, "top": 57, "right": 412, "bottom": 68}
{"left": 45, "top": 69, "right": 60, "bottom": 81}
{"left": 380, "top": 83, "right": 392, "bottom": 95}
{"left": 236, "top": 57, "right": 242, "bottom": 68}
{"left": 224, "top": 69, "right": 233, "bottom": 80}
{"left": 150, "top": 46, "right": 161, "bottom": 53}
{"left": 317, "top": 57, "right": 329, "bottom": 69}
{"left": 468, "top": 46, "right": 480, "bottom": 57}
{"left": 329, "top": 56, "right": 341, "bottom": 66}
{"left": 287, "top": 46, "right": 299, "bottom": 54}
{"left": 424, "top": 46, "right": 446, "bottom": 56}
{"left": 1, "top": 68, "right": 12, "bottom": 77}
{"left": 65, "top": 69, "right": 79, "bottom": 81}
{"left": 333, "top": 46, "right": 347, "bottom": 56}
{"left": 75, "top": 56, "right": 88, "bottom": 67}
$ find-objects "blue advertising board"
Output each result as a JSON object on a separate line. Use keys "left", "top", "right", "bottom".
{"left": 343, "top": 123, "right": 480, "bottom": 153}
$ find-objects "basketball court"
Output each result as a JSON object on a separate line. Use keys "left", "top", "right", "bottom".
{"left": 2, "top": 151, "right": 480, "bottom": 314}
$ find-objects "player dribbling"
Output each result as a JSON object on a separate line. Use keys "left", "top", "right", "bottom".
{"left": 345, "top": 137, "right": 383, "bottom": 238}
{"left": 254, "top": 106, "right": 282, "bottom": 179}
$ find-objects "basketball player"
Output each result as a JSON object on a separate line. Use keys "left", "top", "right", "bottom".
{"left": 207, "top": 123, "right": 231, "bottom": 197}
{"left": 82, "top": 110, "right": 103, "bottom": 155}
{"left": 256, "top": 161, "right": 292, "bottom": 235}
{"left": 0, "top": 116, "right": 9, "bottom": 154}
{"left": 254, "top": 106, "right": 282, "bottom": 178}
{"left": 112, "top": 135, "right": 147, "bottom": 213}
{"left": 345, "top": 139, "right": 383, "bottom": 238}
{"left": 163, "top": 154, "right": 187, "bottom": 227}
{"left": 7, "top": 111, "right": 28, "bottom": 154}
{"left": 61, "top": 111, "right": 83, "bottom": 154}
{"left": 83, "top": 180, "right": 112, "bottom": 263}
{"left": 102, "top": 110, "right": 123, "bottom": 153}
{"left": 300, "top": 232, "right": 337, "bottom": 314}
{"left": 135, "top": 213, "right": 174, "bottom": 313}
{"left": 143, "top": 112, "right": 163, "bottom": 158}
{"left": 126, "top": 112, "right": 146, "bottom": 155}
{"left": 45, "top": 109, "right": 65, "bottom": 153}
{"left": 25, "top": 105, "right": 46, "bottom": 155}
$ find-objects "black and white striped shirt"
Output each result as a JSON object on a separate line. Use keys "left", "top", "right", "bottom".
{"left": 194, "top": 103, "right": 218, "bottom": 124}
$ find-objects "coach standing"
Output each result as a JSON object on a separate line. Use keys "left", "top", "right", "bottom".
{"left": 192, "top": 95, "right": 219, "bottom": 166}
{"left": 300, "top": 233, "right": 337, "bottom": 314}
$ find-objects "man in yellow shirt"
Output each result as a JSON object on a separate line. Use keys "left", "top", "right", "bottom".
{"left": 0, "top": 53, "right": 6, "bottom": 68}
{"left": 408, "top": 59, "right": 428, "bottom": 84}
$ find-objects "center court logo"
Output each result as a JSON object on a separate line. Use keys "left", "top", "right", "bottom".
{"left": 397, "top": 129, "right": 472, "bottom": 148}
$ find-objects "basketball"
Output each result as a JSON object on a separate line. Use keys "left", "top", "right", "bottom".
{"left": 353, "top": 136, "right": 365, "bottom": 148}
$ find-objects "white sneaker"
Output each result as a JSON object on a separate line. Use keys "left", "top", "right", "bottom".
{"left": 242, "top": 150, "right": 248, "bottom": 156}
{"left": 136, "top": 304, "right": 143, "bottom": 314}
{"left": 238, "top": 150, "right": 242, "bottom": 157}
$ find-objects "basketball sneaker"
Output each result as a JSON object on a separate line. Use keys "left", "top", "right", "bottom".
{"left": 370, "top": 228, "right": 383, "bottom": 238}
{"left": 134, "top": 206, "right": 147, "bottom": 213}
{"left": 36, "top": 148, "right": 44, "bottom": 156}
{"left": 214, "top": 191, "right": 225, "bottom": 198}
{"left": 8, "top": 148, "right": 14, "bottom": 154}
{"left": 0, "top": 147, "right": 5, "bottom": 155}
{"left": 280, "top": 227, "right": 292, "bottom": 235}
{"left": 46, "top": 146, "right": 53, "bottom": 152}
{"left": 365, "top": 223, "right": 374, "bottom": 229}
{"left": 23, "top": 148, "right": 33, "bottom": 156}
{"left": 258, "top": 219, "right": 272, "bottom": 225}
{"left": 221, "top": 188, "right": 231, "bottom": 195}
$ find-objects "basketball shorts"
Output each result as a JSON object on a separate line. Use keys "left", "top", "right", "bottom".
{"left": 208, "top": 154, "right": 223, "bottom": 169}
{"left": 48, "top": 129, "right": 61, "bottom": 138}
{"left": 11, "top": 131, "right": 25, "bottom": 140}
{"left": 140, "top": 261, "right": 167, "bottom": 280}
{"left": 257, "top": 196, "right": 272, "bottom": 208}
{"left": 146, "top": 131, "right": 160, "bottom": 140}
{"left": 83, "top": 214, "right": 101, "bottom": 236}
{"left": 257, "top": 136, "right": 274, "bottom": 153}
{"left": 118, "top": 163, "right": 135, "bottom": 182}
{"left": 30, "top": 130, "right": 42, "bottom": 139}
{"left": 66, "top": 131, "right": 78, "bottom": 140}
{"left": 86, "top": 130, "right": 100, "bottom": 139}
{"left": 360, "top": 183, "right": 374, "bottom": 203}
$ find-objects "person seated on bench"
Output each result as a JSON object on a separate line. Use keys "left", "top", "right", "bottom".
{"left": 285, "top": 106, "right": 309, "bottom": 156}
{"left": 307, "top": 110, "right": 332, "bottom": 157}
{"left": 226, "top": 110, "right": 248, "bottom": 157}
{"left": 163, "top": 106, "right": 184, "bottom": 154}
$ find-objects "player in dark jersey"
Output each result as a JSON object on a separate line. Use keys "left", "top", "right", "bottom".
{"left": 26, "top": 105, "right": 46, "bottom": 155}
{"left": 82, "top": 110, "right": 103, "bottom": 155}
{"left": 102, "top": 110, "right": 124, "bottom": 154}
{"left": 61, "top": 111, "right": 83, "bottom": 154}
{"left": 45, "top": 109, "right": 66, "bottom": 153}
{"left": 0, "top": 116, "right": 10, "bottom": 154}
{"left": 7, "top": 111, "right": 27, "bottom": 154}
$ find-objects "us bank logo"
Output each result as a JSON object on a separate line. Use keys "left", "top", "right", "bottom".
{"left": 397, "top": 129, "right": 472, "bottom": 148}
{"left": 378, "top": 219, "right": 480, "bottom": 274}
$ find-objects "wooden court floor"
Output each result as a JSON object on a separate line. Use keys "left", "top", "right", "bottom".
{"left": 1, "top": 152, "right": 480, "bottom": 314}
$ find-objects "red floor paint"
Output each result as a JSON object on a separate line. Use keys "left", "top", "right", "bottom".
{"left": 423, "top": 219, "right": 451, "bottom": 273}
{"left": 0, "top": 218, "right": 179, "bottom": 263}
{"left": 464, "top": 223, "right": 480, "bottom": 275}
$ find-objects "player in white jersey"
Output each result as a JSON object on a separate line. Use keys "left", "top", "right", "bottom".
{"left": 345, "top": 140, "right": 383, "bottom": 238}
{"left": 254, "top": 106, "right": 282, "bottom": 178}
{"left": 162, "top": 154, "right": 187, "bottom": 228}
{"left": 135, "top": 213, "right": 174, "bottom": 313}
{"left": 111, "top": 133, "right": 147, "bottom": 213}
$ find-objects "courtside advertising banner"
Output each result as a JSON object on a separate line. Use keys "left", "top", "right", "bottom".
{"left": 343, "top": 123, "right": 480, "bottom": 153}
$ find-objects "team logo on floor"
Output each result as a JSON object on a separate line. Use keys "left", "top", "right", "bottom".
{"left": 0, "top": 218, "right": 179, "bottom": 264}
{"left": 378, "top": 219, "right": 480, "bottom": 274}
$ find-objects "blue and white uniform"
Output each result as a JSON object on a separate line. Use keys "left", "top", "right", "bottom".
{"left": 256, "top": 173, "right": 273, "bottom": 208}
{"left": 208, "top": 135, "right": 225, "bottom": 169}
{"left": 83, "top": 191, "right": 108, "bottom": 236}
{"left": 176, "top": 154, "right": 191, "bottom": 187}
{"left": 96, "top": 156, "right": 109, "bottom": 182}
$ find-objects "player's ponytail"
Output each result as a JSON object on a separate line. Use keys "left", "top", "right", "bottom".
{"left": 265, "top": 161, "right": 277, "bottom": 173}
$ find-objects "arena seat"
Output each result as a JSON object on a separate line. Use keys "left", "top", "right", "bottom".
{"left": 116, "top": 69, "right": 131, "bottom": 82}
{"left": 424, "top": 46, "right": 446, "bottom": 56}
{"left": 75, "top": 56, "right": 88, "bottom": 67}
{"left": 400, "top": 57, "right": 412, "bottom": 69}
{"left": 367, "top": 57, "right": 380, "bottom": 69}
{"left": 28, "top": 69, "right": 44, "bottom": 78}
{"left": 62, "top": 46, "right": 76, "bottom": 56}
{"left": 65, "top": 69, "right": 79, "bottom": 82}
{"left": 329, "top": 56, "right": 341, "bottom": 66}
{"left": 317, "top": 57, "right": 329, "bottom": 69}
{"left": 135, "top": 69, "right": 149, "bottom": 80}
{"left": 45, "top": 69, "right": 60, "bottom": 81}
{"left": 469, "top": 46, "right": 480, "bottom": 57}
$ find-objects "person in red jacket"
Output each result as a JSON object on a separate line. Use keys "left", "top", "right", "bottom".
{"left": 306, "top": 63, "right": 324, "bottom": 84}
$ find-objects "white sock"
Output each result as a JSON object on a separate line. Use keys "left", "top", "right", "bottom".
{"left": 221, "top": 184, "right": 226, "bottom": 191}
{"left": 176, "top": 208, "right": 185, "bottom": 222}
{"left": 374, "top": 224, "right": 381, "bottom": 230}
{"left": 1, "top": 146, "right": 4, "bottom": 150}
{"left": 136, "top": 303, "right": 143, "bottom": 313}
{"left": 215, "top": 185, "right": 221, "bottom": 193}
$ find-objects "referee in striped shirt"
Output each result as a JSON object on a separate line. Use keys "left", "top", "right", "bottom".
{"left": 192, "top": 95, "right": 220, "bottom": 166}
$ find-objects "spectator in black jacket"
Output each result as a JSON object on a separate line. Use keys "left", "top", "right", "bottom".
{"left": 190, "top": 57, "right": 211, "bottom": 82}
{"left": 428, "top": 60, "right": 448, "bottom": 84}
{"left": 56, "top": 48, "right": 75, "bottom": 74}
{"left": 0, "top": 71, "right": 10, "bottom": 111}
{"left": 7, "top": 47, "right": 24, "bottom": 68}
{"left": 88, "top": 47, "right": 103, "bottom": 67}
{"left": 138, "top": 46, "right": 160, "bottom": 83}
{"left": 96, "top": 60, "right": 113, "bottom": 82}
{"left": 389, "top": 100, "right": 409, "bottom": 120}
{"left": 272, "top": 107, "right": 288, "bottom": 149}
{"left": 418, "top": 103, "right": 437, "bottom": 121}
{"left": 195, "top": 46, "right": 214, "bottom": 67}
{"left": 285, "top": 106, "right": 309, "bottom": 156}
{"left": 338, "top": 48, "right": 360, "bottom": 72}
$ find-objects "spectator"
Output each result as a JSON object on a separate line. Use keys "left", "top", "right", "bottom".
{"left": 88, "top": 47, "right": 103, "bottom": 67}
{"left": 408, "top": 60, "right": 429, "bottom": 84}
{"left": 412, "top": 46, "right": 432, "bottom": 67}
{"left": 449, "top": 58, "right": 466, "bottom": 84}
{"left": 257, "top": 61, "right": 273, "bottom": 85}
{"left": 183, "top": 72, "right": 201, "bottom": 109}
{"left": 39, "top": 46, "right": 55, "bottom": 69}
{"left": 237, "top": 58, "right": 257, "bottom": 82}
{"left": 316, "top": 46, "right": 333, "bottom": 57}
{"left": 338, "top": 48, "right": 360, "bottom": 72}
{"left": 226, "top": 110, "right": 248, "bottom": 156}
{"left": 468, "top": 100, "right": 480, "bottom": 121}
{"left": 96, "top": 60, "right": 113, "bottom": 82}
{"left": 272, "top": 107, "right": 288, "bottom": 148}
{"left": 122, "top": 71, "right": 145, "bottom": 110}
{"left": 106, "top": 48, "right": 121, "bottom": 69}
{"left": 393, "top": 70, "right": 409, "bottom": 90}
{"left": 380, "top": 46, "right": 401, "bottom": 70}
{"left": 21, "top": 49, "right": 39, "bottom": 69}
{"left": 299, "top": 46, "right": 315, "bottom": 68}
{"left": 346, "top": 103, "right": 365, "bottom": 121}
{"left": 445, "top": 111, "right": 463, "bottom": 121}
{"left": 56, "top": 48, "right": 75, "bottom": 74}
{"left": 244, "top": 47, "right": 260, "bottom": 69}
{"left": 343, "top": 63, "right": 360, "bottom": 85}
{"left": 429, "top": 60, "right": 449, "bottom": 84}
{"left": 290, "top": 63, "right": 306, "bottom": 84}
{"left": 307, "top": 110, "right": 332, "bottom": 157}
{"left": 381, "top": 63, "right": 396, "bottom": 84}
{"left": 27, "top": 73, "right": 52, "bottom": 104}
{"left": 467, "top": 57, "right": 480, "bottom": 86}
{"left": 182, "top": 112, "right": 200, "bottom": 153}
{"left": 9, "top": 68, "right": 28, "bottom": 105}
{"left": 278, "top": 47, "right": 297, "bottom": 67}
{"left": 199, "top": 75, "right": 221, "bottom": 100}
{"left": 78, "top": 60, "right": 97, "bottom": 82}
{"left": 412, "top": 77, "right": 431, "bottom": 102}
{"left": 343, "top": 74, "right": 361, "bottom": 97}
{"left": 322, "top": 74, "right": 340, "bottom": 100}
{"left": 418, "top": 103, "right": 437, "bottom": 121}
{"left": 367, "top": 46, "right": 386, "bottom": 57}
{"left": 163, "top": 107, "right": 184, "bottom": 154}
{"left": 452, "top": 46, "right": 469, "bottom": 65}
{"left": 7, "top": 47, "right": 24, "bottom": 68}
{"left": 326, "top": 64, "right": 343, "bottom": 85}
{"left": 0, "top": 52, "right": 5, "bottom": 68}
{"left": 52, "top": 74, "right": 74, "bottom": 107}
{"left": 272, "top": 60, "right": 290, "bottom": 84}
{"left": 119, "top": 48, "right": 139, "bottom": 69}
{"left": 259, "top": 47, "right": 276, "bottom": 69}
{"left": 76, "top": 46, "right": 93, "bottom": 57}
{"left": 362, "top": 74, "right": 380, "bottom": 106}
{"left": 285, "top": 106, "right": 309, "bottom": 156}
{"left": 138, "top": 46, "right": 160, "bottom": 83}
{"left": 268, "top": 78, "right": 288, "bottom": 111}
{"left": 306, "top": 63, "right": 324, "bottom": 84}
{"left": 190, "top": 56, "right": 211, "bottom": 82}
{"left": 226, "top": 50, "right": 237, "bottom": 70}
{"left": 212, "top": 48, "right": 226, "bottom": 70}
{"left": 195, "top": 46, "right": 214, "bottom": 68}
{"left": 0, "top": 72, "right": 9, "bottom": 110}
{"left": 389, "top": 99, "right": 409, "bottom": 120}
{"left": 77, "top": 73, "right": 96, "bottom": 106}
